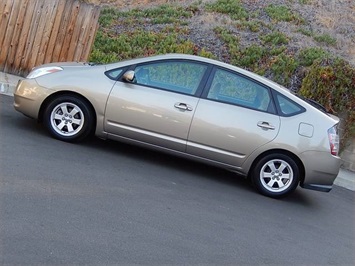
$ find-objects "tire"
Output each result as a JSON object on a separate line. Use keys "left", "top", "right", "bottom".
{"left": 43, "top": 95, "right": 94, "bottom": 142}
{"left": 251, "top": 153, "right": 300, "bottom": 198}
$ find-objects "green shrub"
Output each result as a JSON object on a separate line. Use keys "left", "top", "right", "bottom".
{"left": 261, "top": 31, "right": 289, "bottom": 45}
{"left": 270, "top": 54, "right": 298, "bottom": 85}
{"left": 299, "top": 58, "right": 355, "bottom": 148}
{"left": 206, "top": 0, "right": 248, "bottom": 20}
{"left": 236, "top": 45, "right": 266, "bottom": 69}
{"left": 99, "top": 4, "right": 193, "bottom": 27}
{"left": 298, "top": 47, "right": 330, "bottom": 66}
{"left": 265, "top": 4, "right": 304, "bottom": 24}
{"left": 314, "top": 34, "right": 337, "bottom": 46}
{"left": 297, "top": 27, "right": 313, "bottom": 37}
{"left": 236, "top": 20, "right": 262, "bottom": 32}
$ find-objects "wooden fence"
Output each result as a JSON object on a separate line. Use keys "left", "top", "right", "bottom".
{"left": 0, "top": 0, "right": 100, "bottom": 76}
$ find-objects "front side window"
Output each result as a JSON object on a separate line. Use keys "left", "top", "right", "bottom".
{"left": 134, "top": 61, "right": 208, "bottom": 95}
{"left": 207, "top": 68, "right": 272, "bottom": 112}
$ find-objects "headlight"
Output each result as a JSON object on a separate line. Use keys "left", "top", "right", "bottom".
{"left": 27, "top": 66, "right": 63, "bottom": 79}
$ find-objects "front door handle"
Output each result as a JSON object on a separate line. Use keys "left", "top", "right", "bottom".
{"left": 174, "top": 103, "right": 193, "bottom": 111}
{"left": 257, "top": 121, "right": 275, "bottom": 130}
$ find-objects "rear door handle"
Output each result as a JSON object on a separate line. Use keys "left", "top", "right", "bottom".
{"left": 257, "top": 121, "right": 275, "bottom": 130}
{"left": 174, "top": 103, "right": 193, "bottom": 111}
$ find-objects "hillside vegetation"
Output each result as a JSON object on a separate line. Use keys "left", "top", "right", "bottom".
{"left": 90, "top": 0, "right": 355, "bottom": 147}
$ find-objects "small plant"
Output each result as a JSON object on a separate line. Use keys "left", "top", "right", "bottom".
{"left": 99, "top": 4, "right": 194, "bottom": 27}
{"left": 270, "top": 53, "right": 298, "bottom": 85}
{"left": 298, "top": 47, "right": 330, "bottom": 66}
{"left": 261, "top": 31, "right": 289, "bottom": 45}
{"left": 99, "top": 7, "right": 120, "bottom": 27}
{"left": 237, "top": 20, "right": 262, "bottom": 32}
{"left": 270, "top": 46, "right": 287, "bottom": 56}
{"left": 236, "top": 45, "right": 266, "bottom": 69}
{"left": 141, "top": 4, "right": 192, "bottom": 24}
{"left": 205, "top": 0, "right": 248, "bottom": 20}
{"left": 297, "top": 27, "right": 313, "bottom": 37}
{"left": 265, "top": 4, "right": 304, "bottom": 24}
{"left": 314, "top": 33, "right": 337, "bottom": 46}
{"left": 214, "top": 27, "right": 240, "bottom": 55}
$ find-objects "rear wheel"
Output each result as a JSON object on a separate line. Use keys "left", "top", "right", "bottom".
{"left": 44, "top": 95, "right": 93, "bottom": 142}
{"left": 251, "top": 153, "right": 299, "bottom": 198}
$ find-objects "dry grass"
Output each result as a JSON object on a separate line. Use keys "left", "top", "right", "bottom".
{"left": 98, "top": 0, "right": 355, "bottom": 65}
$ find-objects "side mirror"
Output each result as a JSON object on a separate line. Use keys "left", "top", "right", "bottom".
{"left": 123, "top": 70, "right": 135, "bottom": 82}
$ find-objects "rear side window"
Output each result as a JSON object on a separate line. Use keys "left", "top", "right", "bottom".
{"left": 207, "top": 68, "right": 273, "bottom": 112}
{"left": 275, "top": 93, "right": 305, "bottom": 116}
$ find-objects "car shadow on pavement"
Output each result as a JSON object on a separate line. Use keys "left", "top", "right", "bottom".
{"left": 80, "top": 137, "right": 317, "bottom": 206}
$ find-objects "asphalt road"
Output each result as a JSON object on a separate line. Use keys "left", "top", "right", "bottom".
{"left": 0, "top": 94, "right": 354, "bottom": 265}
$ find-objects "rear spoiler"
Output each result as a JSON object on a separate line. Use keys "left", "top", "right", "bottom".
{"left": 296, "top": 95, "right": 339, "bottom": 121}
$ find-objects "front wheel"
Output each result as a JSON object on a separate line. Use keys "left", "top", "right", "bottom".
{"left": 43, "top": 95, "right": 94, "bottom": 142}
{"left": 251, "top": 153, "right": 300, "bottom": 198}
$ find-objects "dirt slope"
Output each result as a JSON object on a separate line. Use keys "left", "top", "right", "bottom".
{"left": 100, "top": 0, "right": 354, "bottom": 66}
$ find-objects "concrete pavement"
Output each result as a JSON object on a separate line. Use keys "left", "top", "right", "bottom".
{"left": 0, "top": 71, "right": 22, "bottom": 96}
{"left": 1, "top": 71, "right": 354, "bottom": 191}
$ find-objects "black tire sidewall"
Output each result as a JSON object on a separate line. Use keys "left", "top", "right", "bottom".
{"left": 44, "top": 95, "right": 93, "bottom": 142}
{"left": 252, "top": 153, "right": 300, "bottom": 198}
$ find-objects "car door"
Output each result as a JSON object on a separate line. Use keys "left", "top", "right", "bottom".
{"left": 104, "top": 60, "right": 210, "bottom": 151}
{"left": 187, "top": 67, "right": 280, "bottom": 167}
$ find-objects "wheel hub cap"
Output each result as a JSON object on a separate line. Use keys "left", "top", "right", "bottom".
{"left": 260, "top": 159, "right": 294, "bottom": 192}
{"left": 50, "top": 102, "right": 84, "bottom": 137}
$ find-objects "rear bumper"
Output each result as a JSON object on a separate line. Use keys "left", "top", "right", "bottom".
{"left": 300, "top": 183, "right": 332, "bottom": 192}
{"left": 299, "top": 150, "right": 341, "bottom": 192}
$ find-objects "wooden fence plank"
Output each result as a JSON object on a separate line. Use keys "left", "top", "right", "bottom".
{"left": 0, "top": 0, "right": 20, "bottom": 64}
{"left": 67, "top": 3, "right": 87, "bottom": 61}
{"left": 19, "top": 0, "right": 43, "bottom": 74}
{"left": 73, "top": 5, "right": 93, "bottom": 61}
{"left": 44, "top": 0, "right": 66, "bottom": 64}
{"left": 0, "top": 0, "right": 15, "bottom": 70}
{"left": 27, "top": 0, "right": 55, "bottom": 71}
{"left": 4, "top": 0, "right": 29, "bottom": 73}
{"left": 35, "top": 0, "right": 59, "bottom": 67}
{"left": 59, "top": 0, "right": 81, "bottom": 62}
{"left": 12, "top": 0, "right": 37, "bottom": 73}
{"left": 0, "top": 0, "right": 9, "bottom": 42}
{"left": 81, "top": 5, "right": 100, "bottom": 62}
{"left": 51, "top": 0, "right": 74, "bottom": 63}
{"left": 2, "top": 0, "right": 100, "bottom": 76}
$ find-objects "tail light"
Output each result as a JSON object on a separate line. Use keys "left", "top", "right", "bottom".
{"left": 328, "top": 125, "right": 339, "bottom": 156}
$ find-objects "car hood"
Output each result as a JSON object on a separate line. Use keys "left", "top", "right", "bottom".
{"left": 31, "top": 62, "right": 92, "bottom": 70}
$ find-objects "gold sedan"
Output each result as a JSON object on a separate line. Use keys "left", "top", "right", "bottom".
{"left": 14, "top": 54, "right": 341, "bottom": 198}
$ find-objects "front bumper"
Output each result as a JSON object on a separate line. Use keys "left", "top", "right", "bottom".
{"left": 13, "top": 79, "right": 52, "bottom": 119}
